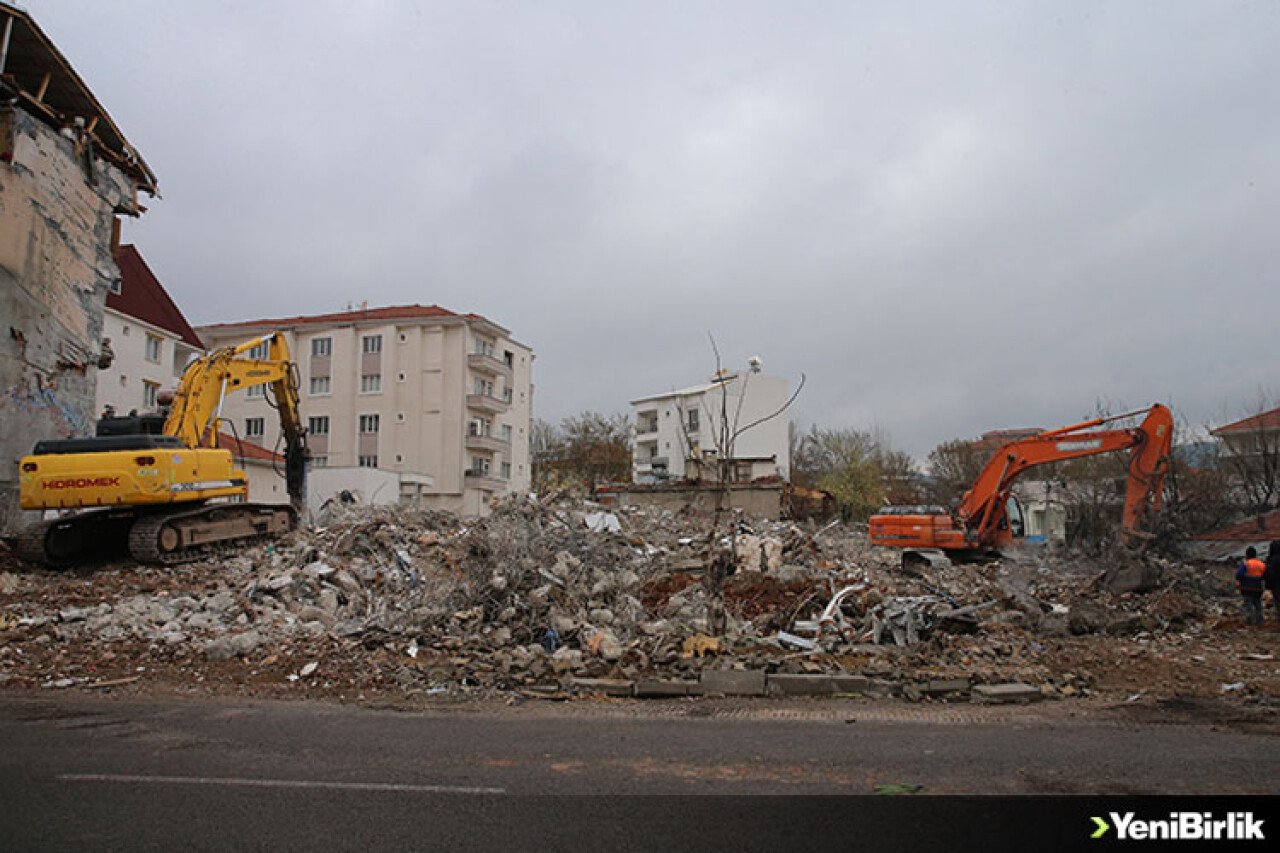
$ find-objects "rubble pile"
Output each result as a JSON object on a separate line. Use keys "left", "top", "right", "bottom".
{"left": 0, "top": 497, "right": 1276, "bottom": 708}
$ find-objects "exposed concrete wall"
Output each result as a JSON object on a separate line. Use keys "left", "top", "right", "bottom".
{"left": 307, "top": 466, "right": 402, "bottom": 514}
{"left": 605, "top": 484, "right": 784, "bottom": 520}
{"left": 0, "top": 107, "right": 136, "bottom": 534}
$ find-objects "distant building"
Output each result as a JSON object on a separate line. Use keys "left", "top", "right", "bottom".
{"left": 630, "top": 371, "right": 789, "bottom": 484}
{"left": 95, "top": 245, "right": 204, "bottom": 416}
{"left": 0, "top": 2, "right": 158, "bottom": 533}
{"left": 1211, "top": 407, "right": 1280, "bottom": 464}
{"left": 197, "top": 305, "right": 534, "bottom": 516}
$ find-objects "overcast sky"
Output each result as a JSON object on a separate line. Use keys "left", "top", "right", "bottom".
{"left": 29, "top": 0, "right": 1280, "bottom": 458}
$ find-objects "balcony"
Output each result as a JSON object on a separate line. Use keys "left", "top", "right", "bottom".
{"left": 467, "top": 393, "right": 509, "bottom": 414}
{"left": 466, "top": 433, "right": 510, "bottom": 453}
{"left": 468, "top": 352, "right": 513, "bottom": 378}
{"left": 464, "top": 469, "right": 508, "bottom": 491}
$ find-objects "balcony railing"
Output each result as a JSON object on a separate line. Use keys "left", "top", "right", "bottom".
{"left": 466, "top": 433, "right": 510, "bottom": 453}
{"left": 464, "top": 469, "right": 508, "bottom": 491}
{"left": 468, "top": 352, "right": 513, "bottom": 378}
{"left": 467, "top": 393, "right": 509, "bottom": 414}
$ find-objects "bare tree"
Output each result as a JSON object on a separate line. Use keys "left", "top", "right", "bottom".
{"left": 1214, "top": 390, "right": 1280, "bottom": 517}
{"left": 695, "top": 336, "right": 803, "bottom": 634}
{"left": 531, "top": 412, "right": 631, "bottom": 496}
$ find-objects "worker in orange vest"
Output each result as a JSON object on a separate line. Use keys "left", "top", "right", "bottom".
{"left": 1236, "top": 546, "right": 1267, "bottom": 626}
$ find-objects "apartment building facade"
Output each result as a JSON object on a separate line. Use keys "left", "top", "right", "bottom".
{"left": 630, "top": 371, "right": 790, "bottom": 484}
{"left": 197, "top": 305, "right": 534, "bottom": 515}
{"left": 95, "top": 245, "right": 204, "bottom": 416}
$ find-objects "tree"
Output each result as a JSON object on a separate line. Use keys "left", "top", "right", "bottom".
{"left": 1214, "top": 390, "right": 1280, "bottom": 517}
{"left": 791, "top": 424, "right": 916, "bottom": 521}
{"left": 924, "top": 438, "right": 990, "bottom": 505}
{"left": 531, "top": 412, "right": 631, "bottom": 495}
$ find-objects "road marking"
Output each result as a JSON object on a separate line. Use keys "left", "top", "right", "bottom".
{"left": 60, "top": 774, "right": 505, "bottom": 795}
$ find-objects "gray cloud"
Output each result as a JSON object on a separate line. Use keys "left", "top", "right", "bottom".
{"left": 34, "top": 0, "right": 1280, "bottom": 457}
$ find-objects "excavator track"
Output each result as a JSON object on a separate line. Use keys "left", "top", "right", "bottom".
{"left": 15, "top": 509, "right": 135, "bottom": 567}
{"left": 15, "top": 504, "right": 296, "bottom": 567}
{"left": 127, "top": 503, "right": 297, "bottom": 564}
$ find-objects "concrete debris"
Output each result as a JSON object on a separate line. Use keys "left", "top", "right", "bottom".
{"left": 0, "top": 497, "right": 1272, "bottom": 706}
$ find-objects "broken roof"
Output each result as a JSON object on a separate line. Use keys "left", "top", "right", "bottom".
{"left": 109, "top": 245, "right": 203, "bottom": 349}
{"left": 1210, "top": 408, "right": 1280, "bottom": 436}
{"left": 198, "top": 304, "right": 508, "bottom": 339}
{"left": 217, "top": 432, "right": 283, "bottom": 464}
{"left": 0, "top": 2, "right": 157, "bottom": 194}
{"left": 1193, "top": 509, "right": 1280, "bottom": 543}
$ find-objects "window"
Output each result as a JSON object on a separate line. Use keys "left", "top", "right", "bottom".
{"left": 395, "top": 454, "right": 404, "bottom": 464}
{"left": 396, "top": 412, "right": 406, "bottom": 423}
{"left": 142, "top": 381, "right": 159, "bottom": 408}
{"left": 311, "top": 456, "right": 328, "bottom": 468}
{"left": 474, "top": 338, "right": 494, "bottom": 356}
{"left": 362, "top": 335, "right": 382, "bottom": 354}
{"left": 504, "top": 350, "right": 514, "bottom": 368}
{"left": 247, "top": 384, "right": 265, "bottom": 398}
{"left": 502, "top": 387, "right": 513, "bottom": 403}
{"left": 470, "top": 417, "right": 492, "bottom": 437}
{"left": 110, "top": 278, "right": 122, "bottom": 295}
{"left": 308, "top": 416, "right": 329, "bottom": 435}
{"left": 245, "top": 417, "right": 265, "bottom": 438}
{"left": 358, "top": 455, "right": 378, "bottom": 468}
{"left": 359, "top": 414, "right": 380, "bottom": 434}
{"left": 470, "top": 457, "right": 491, "bottom": 476}
{"left": 311, "top": 337, "right": 332, "bottom": 357}
{"left": 473, "top": 378, "right": 494, "bottom": 397}
{"left": 398, "top": 333, "right": 407, "bottom": 343}
{"left": 145, "top": 334, "right": 162, "bottom": 363}
{"left": 501, "top": 424, "right": 513, "bottom": 442}
{"left": 360, "top": 374, "right": 382, "bottom": 394}
{"left": 397, "top": 372, "right": 406, "bottom": 383}
{"left": 310, "top": 376, "right": 331, "bottom": 395}
{"left": 247, "top": 341, "right": 268, "bottom": 360}
{"left": 687, "top": 409, "right": 699, "bottom": 433}
{"left": 501, "top": 461, "right": 511, "bottom": 479}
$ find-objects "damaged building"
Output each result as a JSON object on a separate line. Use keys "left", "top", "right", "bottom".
{"left": 0, "top": 2, "right": 157, "bottom": 534}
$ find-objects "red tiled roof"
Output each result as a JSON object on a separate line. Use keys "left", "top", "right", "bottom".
{"left": 198, "top": 304, "right": 496, "bottom": 334}
{"left": 217, "top": 432, "right": 283, "bottom": 464}
{"left": 108, "top": 245, "right": 203, "bottom": 348}
{"left": 1211, "top": 408, "right": 1280, "bottom": 436}
{"left": 1193, "top": 509, "right": 1280, "bottom": 542}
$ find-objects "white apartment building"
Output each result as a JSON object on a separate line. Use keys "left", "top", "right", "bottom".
{"left": 630, "top": 371, "right": 790, "bottom": 484}
{"left": 95, "top": 245, "right": 204, "bottom": 416}
{"left": 197, "top": 304, "right": 534, "bottom": 515}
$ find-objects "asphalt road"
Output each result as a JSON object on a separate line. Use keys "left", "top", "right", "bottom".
{"left": 1, "top": 693, "right": 1276, "bottom": 851}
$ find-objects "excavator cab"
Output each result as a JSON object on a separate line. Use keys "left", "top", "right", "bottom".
{"left": 1004, "top": 495, "right": 1025, "bottom": 540}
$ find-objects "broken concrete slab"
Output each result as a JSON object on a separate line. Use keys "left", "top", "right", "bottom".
{"left": 701, "top": 669, "right": 767, "bottom": 696}
{"left": 571, "top": 678, "right": 634, "bottom": 697}
{"left": 635, "top": 680, "right": 700, "bottom": 698}
{"left": 767, "top": 674, "right": 835, "bottom": 696}
{"left": 972, "top": 682, "right": 1044, "bottom": 704}
{"left": 923, "top": 678, "right": 971, "bottom": 698}
{"left": 830, "top": 675, "right": 872, "bottom": 694}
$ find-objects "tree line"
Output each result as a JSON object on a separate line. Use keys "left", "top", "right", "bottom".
{"left": 530, "top": 393, "right": 1280, "bottom": 545}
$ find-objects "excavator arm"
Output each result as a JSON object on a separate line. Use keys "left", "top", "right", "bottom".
{"left": 869, "top": 404, "right": 1174, "bottom": 558}
{"left": 958, "top": 404, "right": 1173, "bottom": 546}
{"left": 164, "top": 331, "right": 308, "bottom": 508}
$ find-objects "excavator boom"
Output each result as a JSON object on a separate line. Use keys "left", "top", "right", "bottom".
{"left": 869, "top": 404, "right": 1173, "bottom": 558}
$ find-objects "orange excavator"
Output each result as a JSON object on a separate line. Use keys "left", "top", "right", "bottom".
{"left": 869, "top": 404, "right": 1174, "bottom": 563}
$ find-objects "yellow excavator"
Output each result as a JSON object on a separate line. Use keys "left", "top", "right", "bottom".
{"left": 16, "top": 332, "right": 307, "bottom": 565}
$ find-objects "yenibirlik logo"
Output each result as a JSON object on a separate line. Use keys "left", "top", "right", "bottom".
{"left": 1091, "top": 812, "right": 1265, "bottom": 841}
